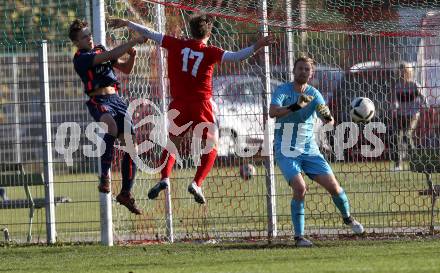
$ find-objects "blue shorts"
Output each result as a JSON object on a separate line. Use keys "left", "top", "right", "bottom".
{"left": 275, "top": 152, "right": 333, "bottom": 183}
{"left": 86, "top": 94, "right": 135, "bottom": 135}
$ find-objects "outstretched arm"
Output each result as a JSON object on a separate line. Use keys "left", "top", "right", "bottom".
{"left": 108, "top": 18, "right": 164, "bottom": 44}
{"left": 222, "top": 35, "right": 276, "bottom": 62}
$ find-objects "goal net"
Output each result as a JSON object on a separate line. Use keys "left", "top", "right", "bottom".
{"left": 105, "top": 0, "right": 440, "bottom": 242}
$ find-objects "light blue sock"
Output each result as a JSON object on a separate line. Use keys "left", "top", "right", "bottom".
{"left": 332, "top": 189, "right": 350, "bottom": 218}
{"left": 291, "top": 199, "right": 305, "bottom": 237}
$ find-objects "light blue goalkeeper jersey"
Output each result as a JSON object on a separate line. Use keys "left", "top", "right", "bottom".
{"left": 271, "top": 83, "right": 326, "bottom": 156}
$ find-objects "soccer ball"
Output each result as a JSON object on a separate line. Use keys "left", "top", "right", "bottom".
{"left": 350, "top": 97, "right": 375, "bottom": 123}
{"left": 239, "top": 164, "right": 256, "bottom": 180}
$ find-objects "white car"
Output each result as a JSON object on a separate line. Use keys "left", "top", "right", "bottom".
{"left": 213, "top": 74, "right": 333, "bottom": 157}
{"left": 212, "top": 75, "right": 283, "bottom": 156}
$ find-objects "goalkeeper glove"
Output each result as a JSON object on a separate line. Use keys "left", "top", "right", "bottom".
{"left": 316, "top": 104, "right": 333, "bottom": 122}
{"left": 287, "top": 94, "right": 314, "bottom": 112}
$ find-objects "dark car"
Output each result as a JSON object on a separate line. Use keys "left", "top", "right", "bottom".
{"left": 330, "top": 61, "right": 421, "bottom": 161}
{"left": 332, "top": 61, "right": 396, "bottom": 124}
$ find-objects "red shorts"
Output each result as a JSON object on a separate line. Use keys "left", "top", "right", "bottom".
{"left": 168, "top": 99, "right": 217, "bottom": 139}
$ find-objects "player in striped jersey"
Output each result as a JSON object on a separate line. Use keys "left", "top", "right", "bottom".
{"left": 70, "top": 19, "right": 146, "bottom": 214}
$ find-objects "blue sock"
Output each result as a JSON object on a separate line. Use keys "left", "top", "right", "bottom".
{"left": 332, "top": 189, "right": 350, "bottom": 218}
{"left": 101, "top": 134, "right": 116, "bottom": 178}
{"left": 121, "top": 152, "right": 136, "bottom": 193}
{"left": 291, "top": 199, "right": 305, "bottom": 237}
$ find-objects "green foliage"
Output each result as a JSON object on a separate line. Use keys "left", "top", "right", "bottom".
{"left": 0, "top": 0, "right": 87, "bottom": 46}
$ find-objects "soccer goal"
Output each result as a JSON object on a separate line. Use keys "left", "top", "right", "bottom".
{"left": 103, "top": 0, "right": 440, "bottom": 243}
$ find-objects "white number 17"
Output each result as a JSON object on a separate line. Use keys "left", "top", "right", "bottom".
{"left": 181, "top": 47, "right": 204, "bottom": 77}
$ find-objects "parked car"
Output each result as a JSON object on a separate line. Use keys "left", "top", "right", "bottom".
{"left": 329, "top": 61, "right": 436, "bottom": 161}
{"left": 213, "top": 75, "right": 283, "bottom": 156}
{"left": 213, "top": 74, "right": 335, "bottom": 157}
{"left": 331, "top": 62, "right": 384, "bottom": 124}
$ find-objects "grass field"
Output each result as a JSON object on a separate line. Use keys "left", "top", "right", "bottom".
{"left": 1, "top": 160, "right": 439, "bottom": 242}
{"left": 1, "top": 238, "right": 440, "bottom": 273}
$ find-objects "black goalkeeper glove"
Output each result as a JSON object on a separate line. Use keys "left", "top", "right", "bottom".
{"left": 287, "top": 103, "right": 302, "bottom": 112}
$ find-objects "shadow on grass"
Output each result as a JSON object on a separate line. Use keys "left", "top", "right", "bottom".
{"left": 213, "top": 241, "right": 296, "bottom": 250}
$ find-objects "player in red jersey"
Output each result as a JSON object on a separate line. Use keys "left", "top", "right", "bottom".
{"left": 109, "top": 14, "right": 275, "bottom": 204}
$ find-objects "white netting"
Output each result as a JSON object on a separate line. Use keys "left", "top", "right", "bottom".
{"left": 104, "top": 0, "right": 440, "bottom": 242}
{"left": 144, "top": 0, "right": 440, "bottom": 36}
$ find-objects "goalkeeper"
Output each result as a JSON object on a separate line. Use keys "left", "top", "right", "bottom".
{"left": 269, "top": 56, "right": 364, "bottom": 247}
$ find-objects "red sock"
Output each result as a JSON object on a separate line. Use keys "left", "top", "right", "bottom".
{"left": 160, "top": 150, "right": 176, "bottom": 180}
{"left": 194, "top": 149, "right": 217, "bottom": 187}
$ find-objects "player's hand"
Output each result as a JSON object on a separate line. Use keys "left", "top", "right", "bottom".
{"left": 254, "top": 35, "right": 276, "bottom": 51}
{"left": 316, "top": 104, "right": 334, "bottom": 123}
{"left": 127, "top": 47, "right": 136, "bottom": 57}
{"left": 108, "top": 18, "right": 129, "bottom": 29}
{"left": 297, "top": 94, "right": 314, "bottom": 108}
{"left": 287, "top": 94, "right": 314, "bottom": 112}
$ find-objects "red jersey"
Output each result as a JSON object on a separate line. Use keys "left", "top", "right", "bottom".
{"left": 162, "top": 35, "right": 225, "bottom": 101}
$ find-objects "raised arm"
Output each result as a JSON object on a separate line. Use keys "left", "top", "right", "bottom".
{"left": 108, "top": 18, "right": 164, "bottom": 44}
{"left": 93, "top": 36, "right": 145, "bottom": 66}
{"left": 222, "top": 35, "right": 276, "bottom": 62}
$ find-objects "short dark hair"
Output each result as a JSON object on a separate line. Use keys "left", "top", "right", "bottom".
{"left": 69, "top": 19, "right": 88, "bottom": 42}
{"left": 189, "top": 14, "right": 213, "bottom": 39}
{"left": 294, "top": 56, "right": 316, "bottom": 69}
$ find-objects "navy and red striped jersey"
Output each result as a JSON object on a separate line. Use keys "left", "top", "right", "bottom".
{"left": 73, "top": 45, "right": 119, "bottom": 95}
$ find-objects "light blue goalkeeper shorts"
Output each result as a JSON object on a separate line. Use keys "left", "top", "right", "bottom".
{"left": 275, "top": 152, "right": 333, "bottom": 183}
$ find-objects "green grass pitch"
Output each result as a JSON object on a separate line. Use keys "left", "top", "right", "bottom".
{"left": 1, "top": 239, "right": 439, "bottom": 273}
{"left": 1, "top": 160, "right": 438, "bottom": 241}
